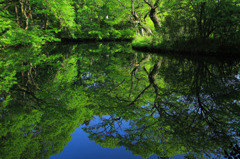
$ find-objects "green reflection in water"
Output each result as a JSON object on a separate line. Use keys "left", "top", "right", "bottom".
{"left": 0, "top": 42, "right": 240, "bottom": 159}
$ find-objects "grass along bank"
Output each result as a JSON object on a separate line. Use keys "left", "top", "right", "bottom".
{"left": 132, "top": 35, "right": 240, "bottom": 57}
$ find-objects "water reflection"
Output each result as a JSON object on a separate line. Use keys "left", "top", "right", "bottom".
{"left": 0, "top": 42, "right": 239, "bottom": 158}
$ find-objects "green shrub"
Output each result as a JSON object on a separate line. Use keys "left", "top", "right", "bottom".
{"left": 0, "top": 27, "right": 60, "bottom": 47}
{"left": 132, "top": 36, "right": 153, "bottom": 47}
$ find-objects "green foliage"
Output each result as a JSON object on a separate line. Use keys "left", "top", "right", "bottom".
{"left": 132, "top": 35, "right": 167, "bottom": 50}
{"left": 73, "top": 0, "right": 135, "bottom": 39}
{"left": 1, "top": 0, "right": 240, "bottom": 49}
{"left": 43, "top": 0, "right": 75, "bottom": 28}
{"left": 0, "top": 27, "right": 61, "bottom": 47}
{"left": 0, "top": 0, "right": 75, "bottom": 47}
{"left": 82, "top": 28, "right": 135, "bottom": 40}
{"left": 132, "top": 0, "right": 240, "bottom": 53}
{"left": 132, "top": 36, "right": 153, "bottom": 48}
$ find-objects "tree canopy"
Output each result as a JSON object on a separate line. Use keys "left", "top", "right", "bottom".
{"left": 1, "top": 0, "right": 240, "bottom": 51}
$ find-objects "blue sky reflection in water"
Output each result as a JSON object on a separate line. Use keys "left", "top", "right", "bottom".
{"left": 50, "top": 117, "right": 143, "bottom": 159}
{"left": 50, "top": 116, "right": 184, "bottom": 159}
{"left": 0, "top": 42, "right": 239, "bottom": 159}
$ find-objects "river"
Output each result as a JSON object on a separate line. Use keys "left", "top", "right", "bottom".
{"left": 0, "top": 42, "right": 239, "bottom": 159}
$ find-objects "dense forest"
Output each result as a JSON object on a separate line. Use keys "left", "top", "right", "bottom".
{"left": 1, "top": 0, "right": 240, "bottom": 52}
{"left": 1, "top": 1, "right": 240, "bottom": 158}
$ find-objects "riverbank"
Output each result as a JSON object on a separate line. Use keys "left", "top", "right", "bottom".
{"left": 132, "top": 36, "right": 240, "bottom": 58}
{"left": 0, "top": 38, "right": 133, "bottom": 50}
{"left": 60, "top": 38, "right": 133, "bottom": 43}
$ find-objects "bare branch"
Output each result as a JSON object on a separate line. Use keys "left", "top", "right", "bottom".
{"left": 144, "top": 10, "right": 150, "bottom": 21}
{"left": 143, "top": 0, "right": 153, "bottom": 7}
{"left": 129, "top": 84, "right": 152, "bottom": 106}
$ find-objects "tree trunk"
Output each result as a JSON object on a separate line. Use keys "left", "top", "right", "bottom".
{"left": 44, "top": 15, "right": 48, "bottom": 30}
{"left": 19, "top": 0, "right": 31, "bottom": 30}
{"left": 198, "top": 2, "right": 206, "bottom": 38}
{"left": 143, "top": 0, "right": 161, "bottom": 32}
{"left": 14, "top": 4, "right": 20, "bottom": 26}
{"left": 149, "top": 8, "right": 161, "bottom": 32}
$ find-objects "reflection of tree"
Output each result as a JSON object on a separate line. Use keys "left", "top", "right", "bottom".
{"left": 1, "top": 43, "right": 240, "bottom": 159}
{"left": 0, "top": 44, "right": 93, "bottom": 159}
{"left": 83, "top": 54, "right": 240, "bottom": 158}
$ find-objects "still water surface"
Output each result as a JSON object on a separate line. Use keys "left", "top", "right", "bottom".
{"left": 0, "top": 42, "right": 239, "bottom": 159}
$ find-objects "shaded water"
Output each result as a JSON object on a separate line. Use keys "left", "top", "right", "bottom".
{"left": 0, "top": 42, "right": 240, "bottom": 159}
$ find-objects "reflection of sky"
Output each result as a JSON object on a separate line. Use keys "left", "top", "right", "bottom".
{"left": 50, "top": 125, "right": 142, "bottom": 159}
{"left": 235, "top": 73, "right": 240, "bottom": 80}
{"left": 50, "top": 116, "right": 184, "bottom": 159}
{"left": 87, "top": 115, "right": 130, "bottom": 136}
{"left": 50, "top": 116, "right": 142, "bottom": 159}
